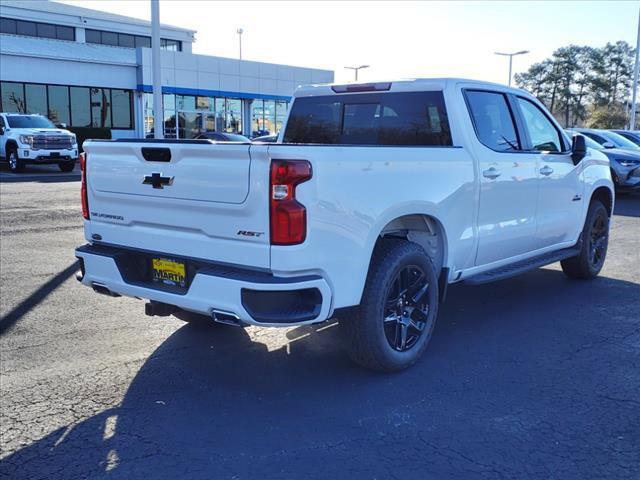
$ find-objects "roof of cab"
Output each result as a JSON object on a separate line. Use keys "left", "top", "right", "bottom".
{"left": 293, "top": 77, "right": 529, "bottom": 98}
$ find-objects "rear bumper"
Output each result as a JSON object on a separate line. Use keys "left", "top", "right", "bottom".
{"left": 75, "top": 243, "right": 333, "bottom": 327}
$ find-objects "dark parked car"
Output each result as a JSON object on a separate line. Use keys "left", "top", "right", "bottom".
{"left": 195, "top": 132, "right": 250, "bottom": 142}
{"left": 611, "top": 130, "right": 640, "bottom": 147}
{"left": 566, "top": 129, "right": 640, "bottom": 191}
{"left": 573, "top": 128, "right": 640, "bottom": 151}
{"left": 252, "top": 134, "right": 278, "bottom": 143}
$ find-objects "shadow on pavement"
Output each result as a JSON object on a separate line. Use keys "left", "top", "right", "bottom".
{"left": 0, "top": 163, "right": 80, "bottom": 183}
{"left": 614, "top": 192, "right": 640, "bottom": 218}
{"left": 2, "top": 268, "right": 639, "bottom": 479}
{"left": 0, "top": 261, "right": 80, "bottom": 335}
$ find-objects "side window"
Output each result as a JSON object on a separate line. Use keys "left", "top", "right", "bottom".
{"left": 0, "top": 116, "right": 5, "bottom": 128}
{"left": 465, "top": 91, "right": 520, "bottom": 152}
{"left": 581, "top": 132, "right": 606, "bottom": 145}
{"left": 516, "top": 97, "right": 564, "bottom": 152}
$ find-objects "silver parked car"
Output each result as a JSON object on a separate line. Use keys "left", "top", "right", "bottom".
{"left": 566, "top": 129, "right": 640, "bottom": 191}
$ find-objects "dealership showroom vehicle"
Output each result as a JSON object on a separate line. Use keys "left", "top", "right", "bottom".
{"left": 567, "top": 129, "right": 640, "bottom": 192}
{"left": 0, "top": 113, "right": 79, "bottom": 173}
{"left": 75, "top": 78, "right": 614, "bottom": 372}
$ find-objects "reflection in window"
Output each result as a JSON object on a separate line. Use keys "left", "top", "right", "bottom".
{"left": 48, "top": 85, "right": 70, "bottom": 126}
{"left": 91, "top": 88, "right": 111, "bottom": 127}
{"left": 179, "top": 112, "right": 202, "bottom": 139}
{"left": 1, "top": 82, "right": 25, "bottom": 113}
{"left": 516, "top": 97, "right": 563, "bottom": 152}
{"left": 25, "top": 84, "right": 47, "bottom": 115}
{"left": 226, "top": 99, "right": 242, "bottom": 133}
{"left": 70, "top": 87, "right": 91, "bottom": 127}
{"left": 466, "top": 91, "right": 520, "bottom": 152}
{"left": 111, "top": 89, "right": 132, "bottom": 129}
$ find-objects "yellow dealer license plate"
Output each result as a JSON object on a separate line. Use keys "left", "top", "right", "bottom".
{"left": 152, "top": 258, "right": 186, "bottom": 287}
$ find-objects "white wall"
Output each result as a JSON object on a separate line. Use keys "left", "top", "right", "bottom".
{"left": 137, "top": 49, "right": 334, "bottom": 99}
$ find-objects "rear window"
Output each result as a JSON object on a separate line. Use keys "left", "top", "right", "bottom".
{"left": 283, "top": 91, "right": 452, "bottom": 146}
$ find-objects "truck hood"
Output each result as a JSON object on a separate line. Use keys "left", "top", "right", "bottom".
{"left": 13, "top": 128, "right": 72, "bottom": 135}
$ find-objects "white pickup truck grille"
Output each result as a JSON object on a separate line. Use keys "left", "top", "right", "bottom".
{"left": 33, "top": 135, "right": 73, "bottom": 150}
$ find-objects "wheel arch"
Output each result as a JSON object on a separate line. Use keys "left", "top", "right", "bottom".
{"left": 5, "top": 139, "right": 18, "bottom": 153}
{"left": 590, "top": 185, "right": 614, "bottom": 217}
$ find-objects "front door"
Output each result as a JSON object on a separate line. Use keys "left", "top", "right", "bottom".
{"left": 514, "top": 97, "right": 584, "bottom": 248}
{"left": 464, "top": 89, "right": 540, "bottom": 266}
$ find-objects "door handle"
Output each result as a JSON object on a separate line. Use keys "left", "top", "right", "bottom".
{"left": 483, "top": 167, "right": 501, "bottom": 179}
{"left": 540, "top": 165, "right": 554, "bottom": 176}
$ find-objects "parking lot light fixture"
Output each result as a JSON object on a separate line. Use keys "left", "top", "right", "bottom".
{"left": 494, "top": 50, "right": 529, "bottom": 87}
{"left": 345, "top": 65, "right": 370, "bottom": 82}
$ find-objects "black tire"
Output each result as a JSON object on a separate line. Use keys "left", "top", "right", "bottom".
{"left": 58, "top": 161, "right": 76, "bottom": 172}
{"left": 7, "top": 147, "right": 24, "bottom": 173}
{"left": 561, "top": 199, "right": 609, "bottom": 279}
{"left": 340, "top": 239, "right": 439, "bottom": 372}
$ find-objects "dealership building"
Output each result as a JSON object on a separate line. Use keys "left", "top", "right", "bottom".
{"left": 0, "top": 0, "right": 334, "bottom": 139}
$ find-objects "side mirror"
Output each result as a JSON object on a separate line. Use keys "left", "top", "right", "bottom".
{"left": 571, "top": 135, "right": 587, "bottom": 165}
{"left": 60, "top": 123, "right": 67, "bottom": 129}
{"left": 602, "top": 142, "right": 615, "bottom": 149}
{"left": 0, "top": 127, "right": 4, "bottom": 135}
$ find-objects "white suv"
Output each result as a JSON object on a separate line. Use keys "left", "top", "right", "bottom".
{"left": 76, "top": 78, "right": 614, "bottom": 372}
{"left": 0, "top": 113, "right": 78, "bottom": 173}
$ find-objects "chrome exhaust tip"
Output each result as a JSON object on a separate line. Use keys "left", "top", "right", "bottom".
{"left": 211, "top": 309, "right": 242, "bottom": 326}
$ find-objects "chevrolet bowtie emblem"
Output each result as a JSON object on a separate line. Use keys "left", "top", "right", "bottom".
{"left": 143, "top": 172, "right": 174, "bottom": 189}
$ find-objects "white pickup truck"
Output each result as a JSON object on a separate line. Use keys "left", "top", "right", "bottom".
{"left": 76, "top": 78, "right": 614, "bottom": 371}
{"left": 0, "top": 113, "right": 78, "bottom": 173}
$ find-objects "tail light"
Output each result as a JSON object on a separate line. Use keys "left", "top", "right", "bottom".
{"left": 270, "top": 159, "right": 312, "bottom": 245}
{"left": 80, "top": 152, "right": 89, "bottom": 220}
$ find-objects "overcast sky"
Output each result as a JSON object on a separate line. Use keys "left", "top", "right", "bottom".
{"left": 59, "top": 1, "right": 639, "bottom": 85}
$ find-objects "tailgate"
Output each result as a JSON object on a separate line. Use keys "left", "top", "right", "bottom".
{"left": 83, "top": 140, "right": 271, "bottom": 269}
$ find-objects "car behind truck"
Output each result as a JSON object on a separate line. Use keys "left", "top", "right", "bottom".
{"left": 76, "top": 78, "right": 614, "bottom": 372}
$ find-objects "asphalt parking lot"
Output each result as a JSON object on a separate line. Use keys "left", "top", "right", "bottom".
{"left": 0, "top": 174, "right": 638, "bottom": 480}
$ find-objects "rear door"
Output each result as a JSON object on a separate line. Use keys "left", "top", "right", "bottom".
{"left": 464, "top": 89, "right": 539, "bottom": 266}
{"left": 84, "top": 140, "right": 272, "bottom": 269}
{"left": 513, "top": 96, "right": 583, "bottom": 248}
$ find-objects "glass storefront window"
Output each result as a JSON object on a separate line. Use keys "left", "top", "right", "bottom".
{"left": 48, "top": 85, "right": 70, "bottom": 126}
{"left": 215, "top": 98, "right": 226, "bottom": 132}
{"left": 1, "top": 82, "right": 25, "bottom": 113}
{"left": 164, "top": 110, "right": 177, "bottom": 138}
{"left": 178, "top": 112, "right": 202, "bottom": 139}
{"left": 196, "top": 96, "right": 213, "bottom": 111}
{"left": 163, "top": 93, "right": 175, "bottom": 111}
{"left": 263, "top": 100, "right": 276, "bottom": 136}
{"left": 90, "top": 87, "right": 111, "bottom": 128}
{"left": 111, "top": 89, "right": 132, "bottom": 129}
{"left": 275, "top": 101, "right": 288, "bottom": 135}
{"left": 70, "top": 87, "right": 91, "bottom": 127}
{"left": 251, "top": 100, "right": 264, "bottom": 137}
{"left": 226, "top": 98, "right": 242, "bottom": 133}
{"left": 176, "top": 95, "right": 195, "bottom": 111}
{"left": 25, "top": 84, "right": 47, "bottom": 115}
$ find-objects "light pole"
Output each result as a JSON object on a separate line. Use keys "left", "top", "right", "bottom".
{"left": 494, "top": 50, "right": 529, "bottom": 86}
{"left": 629, "top": 8, "right": 639, "bottom": 130}
{"left": 344, "top": 65, "right": 369, "bottom": 81}
{"left": 150, "top": 0, "right": 163, "bottom": 139}
{"left": 237, "top": 28, "right": 243, "bottom": 61}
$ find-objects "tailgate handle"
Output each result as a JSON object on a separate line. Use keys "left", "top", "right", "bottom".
{"left": 141, "top": 147, "right": 171, "bottom": 162}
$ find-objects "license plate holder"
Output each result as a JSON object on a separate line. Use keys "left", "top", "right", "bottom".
{"left": 151, "top": 257, "right": 186, "bottom": 287}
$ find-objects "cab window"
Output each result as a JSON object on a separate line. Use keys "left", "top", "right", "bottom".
{"left": 465, "top": 90, "right": 520, "bottom": 152}
{"left": 516, "top": 97, "right": 564, "bottom": 152}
